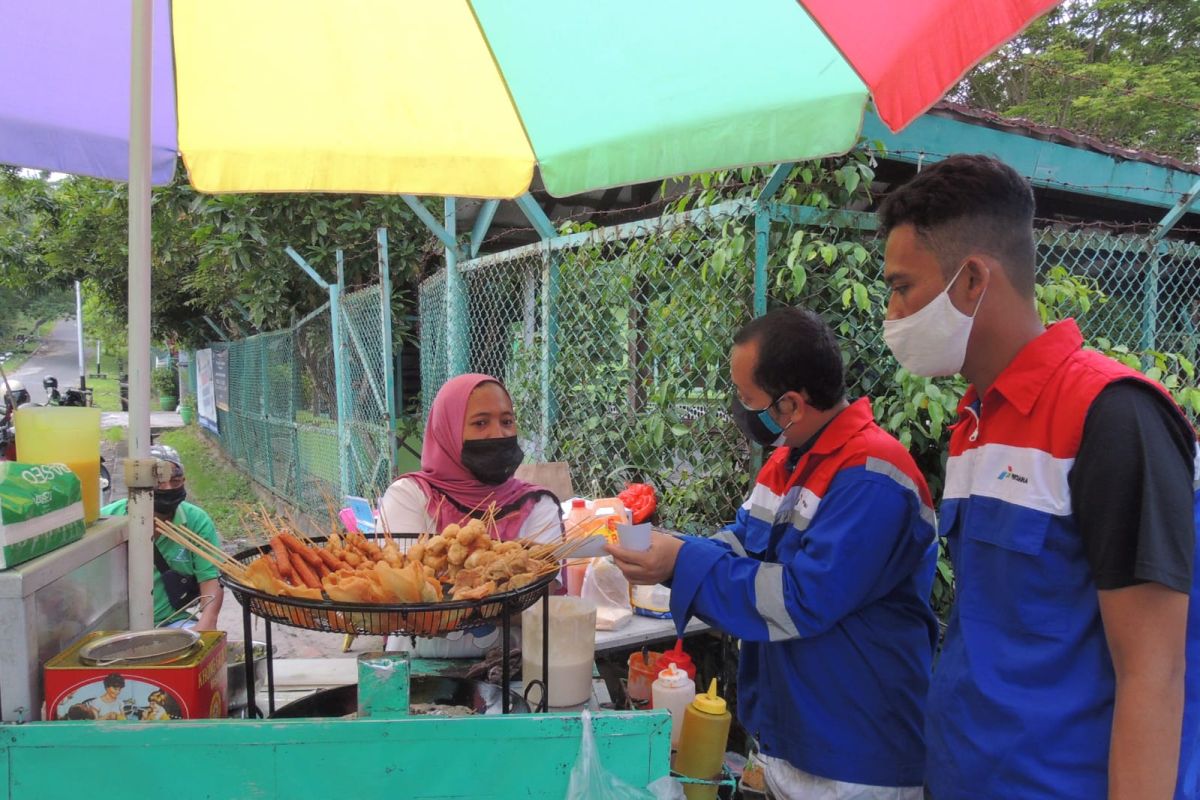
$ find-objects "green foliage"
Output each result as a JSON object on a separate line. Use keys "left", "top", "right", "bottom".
{"left": 956, "top": 0, "right": 1200, "bottom": 160}
{"left": 152, "top": 365, "right": 178, "bottom": 398}
{"left": 0, "top": 165, "right": 434, "bottom": 350}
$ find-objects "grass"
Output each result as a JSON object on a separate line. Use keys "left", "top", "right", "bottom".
{"left": 158, "top": 426, "right": 258, "bottom": 541}
{"left": 89, "top": 350, "right": 126, "bottom": 411}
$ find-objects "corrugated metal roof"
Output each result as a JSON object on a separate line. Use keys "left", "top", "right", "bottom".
{"left": 931, "top": 101, "right": 1200, "bottom": 176}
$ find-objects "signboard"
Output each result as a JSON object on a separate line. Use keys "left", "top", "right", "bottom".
{"left": 213, "top": 349, "right": 229, "bottom": 412}
{"left": 195, "top": 349, "right": 218, "bottom": 434}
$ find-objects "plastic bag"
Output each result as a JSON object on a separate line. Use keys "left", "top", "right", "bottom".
{"left": 566, "top": 709, "right": 685, "bottom": 800}
{"left": 580, "top": 557, "right": 632, "bottom": 631}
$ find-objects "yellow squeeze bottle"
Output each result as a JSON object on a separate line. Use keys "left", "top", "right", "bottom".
{"left": 673, "top": 678, "right": 732, "bottom": 800}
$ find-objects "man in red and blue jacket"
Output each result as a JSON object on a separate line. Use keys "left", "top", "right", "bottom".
{"left": 879, "top": 154, "right": 1199, "bottom": 799}
{"left": 610, "top": 307, "right": 938, "bottom": 798}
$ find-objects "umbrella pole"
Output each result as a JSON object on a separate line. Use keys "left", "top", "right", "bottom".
{"left": 126, "top": 0, "right": 155, "bottom": 631}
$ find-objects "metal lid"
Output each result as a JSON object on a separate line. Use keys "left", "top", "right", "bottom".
{"left": 78, "top": 629, "right": 200, "bottom": 666}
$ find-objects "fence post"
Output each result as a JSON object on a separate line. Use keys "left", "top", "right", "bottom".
{"left": 259, "top": 335, "right": 275, "bottom": 490}
{"left": 378, "top": 227, "right": 399, "bottom": 475}
{"left": 444, "top": 197, "right": 469, "bottom": 377}
{"left": 1141, "top": 241, "right": 1165, "bottom": 353}
{"left": 540, "top": 245, "right": 559, "bottom": 458}
{"left": 332, "top": 250, "right": 353, "bottom": 500}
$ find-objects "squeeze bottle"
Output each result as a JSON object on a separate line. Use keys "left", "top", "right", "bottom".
{"left": 654, "top": 638, "right": 696, "bottom": 680}
{"left": 674, "top": 679, "right": 732, "bottom": 800}
{"left": 651, "top": 663, "right": 695, "bottom": 748}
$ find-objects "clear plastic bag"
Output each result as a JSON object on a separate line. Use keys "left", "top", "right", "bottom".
{"left": 566, "top": 709, "right": 685, "bottom": 800}
{"left": 580, "top": 557, "right": 633, "bottom": 631}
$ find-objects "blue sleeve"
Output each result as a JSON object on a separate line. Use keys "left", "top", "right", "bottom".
{"left": 670, "top": 471, "right": 934, "bottom": 642}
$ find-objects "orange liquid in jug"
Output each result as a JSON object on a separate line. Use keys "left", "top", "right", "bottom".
{"left": 63, "top": 459, "right": 100, "bottom": 524}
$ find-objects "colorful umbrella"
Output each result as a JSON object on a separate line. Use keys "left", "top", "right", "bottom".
{"left": 0, "top": 0, "right": 1059, "bottom": 630}
{"left": 3, "top": 0, "right": 1060, "bottom": 199}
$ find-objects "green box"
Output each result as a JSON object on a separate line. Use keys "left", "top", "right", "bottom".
{"left": 0, "top": 462, "right": 85, "bottom": 569}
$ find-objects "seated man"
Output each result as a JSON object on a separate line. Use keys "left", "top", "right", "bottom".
{"left": 102, "top": 444, "right": 224, "bottom": 629}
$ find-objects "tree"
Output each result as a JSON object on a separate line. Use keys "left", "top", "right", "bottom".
{"left": 954, "top": 0, "right": 1200, "bottom": 162}
{"left": 0, "top": 166, "right": 437, "bottom": 348}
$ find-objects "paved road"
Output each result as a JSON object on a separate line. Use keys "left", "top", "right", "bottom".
{"left": 6, "top": 319, "right": 91, "bottom": 404}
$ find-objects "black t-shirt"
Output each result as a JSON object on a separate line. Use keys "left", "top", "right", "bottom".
{"left": 1069, "top": 380, "right": 1197, "bottom": 593}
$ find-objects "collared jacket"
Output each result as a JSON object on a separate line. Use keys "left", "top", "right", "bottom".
{"left": 670, "top": 398, "right": 938, "bottom": 787}
{"left": 927, "top": 319, "right": 1200, "bottom": 799}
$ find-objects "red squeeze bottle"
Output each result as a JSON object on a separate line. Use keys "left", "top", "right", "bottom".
{"left": 655, "top": 639, "right": 696, "bottom": 680}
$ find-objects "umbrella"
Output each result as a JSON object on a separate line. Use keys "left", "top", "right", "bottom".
{"left": 0, "top": 0, "right": 1060, "bottom": 628}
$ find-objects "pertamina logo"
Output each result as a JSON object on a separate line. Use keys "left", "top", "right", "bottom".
{"left": 997, "top": 465, "right": 1029, "bottom": 484}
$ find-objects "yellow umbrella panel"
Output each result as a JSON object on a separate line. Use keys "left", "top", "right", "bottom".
{"left": 173, "top": 0, "right": 535, "bottom": 198}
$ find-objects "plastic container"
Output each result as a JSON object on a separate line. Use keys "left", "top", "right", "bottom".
{"left": 564, "top": 558, "right": 591, "bottom": 597}
{"left": 564, "top": 497, "right": 628, "bottom": 537}
{"left": 655, "top": 638, "right": 696, "bottom": 680}
{"left": 626, "top": 648, "right": 661, "bottom": 705}
{"left": 674, "top": 679, "right": 733, "bottom": 800}
{"left": 651, "top": 664, "right": 695, "bottom": 748}
{"left": 15, "top": 407, "right": 101, "bottom": 524}
{"left": 521, "top": 596, "right": 597, "bottom": 708}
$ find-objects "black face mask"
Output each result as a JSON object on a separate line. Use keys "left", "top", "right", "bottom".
{"left": 461, "top": 436, "right": 524, "bottom": 485}
{"left": 154, "top": 486, "right": 187, "bottom": 517}
{"left": 730, "top": 396, "right": 788, "bottom": 447}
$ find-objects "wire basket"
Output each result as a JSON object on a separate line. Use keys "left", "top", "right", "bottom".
{"left": 220, "top": 534, "right": 556, "bottom": 637}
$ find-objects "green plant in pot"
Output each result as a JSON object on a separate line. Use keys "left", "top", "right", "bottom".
{"left": 153, "top": 365, "right": 179, "bottom": 411}
{"left": 179, "top": 395, "right": 195, "bottom": 424}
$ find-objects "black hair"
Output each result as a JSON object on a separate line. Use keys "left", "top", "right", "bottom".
{"left": 103, "top": 673, "right": 125, "bottom": 690}
{"left": 733, "top": 307, "right": 845, "bottom": 411}
{"left": 878, "top": 154, "right": 1037, "bottom": 296}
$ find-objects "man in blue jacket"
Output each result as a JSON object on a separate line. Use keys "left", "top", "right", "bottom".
{"left": 610, "top": 307, "right": 938, "bottom": 798}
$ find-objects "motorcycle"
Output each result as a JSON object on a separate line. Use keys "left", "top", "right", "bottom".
{"left": 43, "top": 375, "right": 92, "bottom": 408}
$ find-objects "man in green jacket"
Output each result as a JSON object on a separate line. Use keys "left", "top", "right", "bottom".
{"left": 102, "top": 444, "right": 224, "bottom": 629}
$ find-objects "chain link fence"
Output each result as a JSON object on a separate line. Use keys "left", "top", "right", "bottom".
{"left": 202, "top": 277, "right": 403, "bottom": 516}
{"left": 420, "top": 202, "right": 1200, "bottom": 534}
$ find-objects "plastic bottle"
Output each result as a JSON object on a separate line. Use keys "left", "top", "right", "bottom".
{"left": 674, "top": 679, "right": 732, "bottom": 800}
{"left": 654, "top": 638, "right": 696, "bottom": 681}
{"left": 651, "top": 663, "right": 695, "bottom": 748}
{"left": 626, "top": 647, "right": 661, "bottom": 705}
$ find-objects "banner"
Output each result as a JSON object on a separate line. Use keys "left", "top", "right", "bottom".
{"left": 195, "top": 349, "right": 218, "bottom": 434}
{"left": 213, "top": 349, "right": 229, "bottom": 412}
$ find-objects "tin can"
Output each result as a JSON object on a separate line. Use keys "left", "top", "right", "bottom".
{"left": 43, "top": 630, "right": 227, "bottom": 721}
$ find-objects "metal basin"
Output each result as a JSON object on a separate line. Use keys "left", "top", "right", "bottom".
{"left": 272, "top": 676, "right": 528, "bottom": 718}
{"left": 227, "top": 641, "right": 271, "bottom": 710}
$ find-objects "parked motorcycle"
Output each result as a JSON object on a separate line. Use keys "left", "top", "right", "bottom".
{"left": 43, "top": 375, "right": 92, "bottom": 407}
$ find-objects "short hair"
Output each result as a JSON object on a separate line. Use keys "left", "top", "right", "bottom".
{"left": 878, "top": 154, "right": 1037, "bottom": 296}
{"left": 733, "top": 307, "right": 845, "bottom": 411}
{"left": 103, "top": 673, "right": 125, "bottom": 690}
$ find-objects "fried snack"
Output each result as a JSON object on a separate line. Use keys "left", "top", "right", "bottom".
{"left": 322, "top": 571, "right": 387, "bottom": 604}
{"left": 451, "top": 580, "right": 497, "bottom": 601}
{"left": 447, "top": 542, "right": 469, "bottom": 567}
{"left": 373, "top": 561, "right": 424, "bottom": 604}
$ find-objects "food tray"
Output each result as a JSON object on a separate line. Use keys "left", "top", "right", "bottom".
{"left": 220, "top": 535, "right": 556, "bottom": 637}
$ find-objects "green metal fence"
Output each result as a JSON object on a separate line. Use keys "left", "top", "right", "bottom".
{"left": 420, "top": 199, "right": 1200, "bottom": 533}
{"left": 204, "top": 249, "right": 403, "bottom": 514}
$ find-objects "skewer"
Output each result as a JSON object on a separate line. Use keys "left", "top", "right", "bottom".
{"left": 155, "top": 518, "right": 243, "bottom": 570}
{"left": 154, "top": 520, "right": 250, "bottom": 582}
{"left": 455, "top": 492, "right": 496, "bottom": 528}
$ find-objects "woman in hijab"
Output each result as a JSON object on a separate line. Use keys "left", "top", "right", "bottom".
{"left": 379, "top": 373, "right": 562, "bottom": 543}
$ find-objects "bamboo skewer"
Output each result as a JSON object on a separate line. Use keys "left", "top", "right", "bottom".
{"left": 154, "top": 519, "right": 250, "bottom": 583}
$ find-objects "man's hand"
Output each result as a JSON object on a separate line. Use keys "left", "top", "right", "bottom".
{"left": 606, "top": 532, "right": 684, "bottom": 585}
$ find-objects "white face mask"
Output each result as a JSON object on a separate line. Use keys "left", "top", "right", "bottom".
{"left": 882, "top": 263, "right": 986, "bottom": 378}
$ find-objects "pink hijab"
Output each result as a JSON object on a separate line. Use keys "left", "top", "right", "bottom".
{"left": 400, "top": 373, "right": 547, "bottom": 541}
